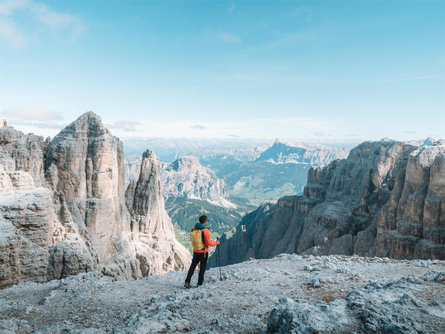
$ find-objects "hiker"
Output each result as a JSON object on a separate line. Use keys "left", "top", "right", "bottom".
{"left": 184, "top": 215, "right": 220, "bottom": 288}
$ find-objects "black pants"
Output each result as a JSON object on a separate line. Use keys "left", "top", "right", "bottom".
{"left": 185, "top": 251, "right": 208, "bottom": 285}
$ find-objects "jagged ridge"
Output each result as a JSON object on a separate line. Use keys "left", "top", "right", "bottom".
{"left": 210, "top": 140, "right": 445, "bottom": 268}
{"left": 0, "top": 112, "right": 191, "bottom": 289}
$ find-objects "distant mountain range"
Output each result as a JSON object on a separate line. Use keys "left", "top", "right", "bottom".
{"left": 256, "top": 140, "right": 349, "bottom": 165}
{"left": 122, "top": 137, "right": 270, "bottom": 162}
{"left": 125, "top": 140, "right": 351, "bottom": 237}
{"left": 2, "top": 110, "right": 442, "bottom": 294}
{"left": 161, "top": 156, "right": 233, "bottom": 208}
{"left": 202, "top": 140, "right": 349, "bottom": 204}
{"left": 125, "top": 155, "right": 256, "bottom": 236}
{"left": 209, "top": 139, "right": 445, "bottom": 268}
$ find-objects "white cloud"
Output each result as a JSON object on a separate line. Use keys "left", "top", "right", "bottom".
{"left": 189, "top": 124, "right": 207, "bottom": 130}
{"left": 3, "top": 106, "right": 64, "bottom": 121}
{"left": 0, "top": 17, "right": 27, "bottom": 49}
{"left": 107, "top": 120, "right": 142, "bottom": 132}
{"left": 2, "top": 111, "right": 340, "bottom": 142}
{"left": 9, "top": 119, "right": 66, "bottom": 130}
{"left": 110, "top": 117, "right": 332, "bottom": 140}
{"left": 0, "top": 0, "right": 26, "bottom": 15}
{"left": 218, "top": 32, "right": 241, "bottom": 43}
{"left": 0, "top": 0, "right": 85, "bottom": 50}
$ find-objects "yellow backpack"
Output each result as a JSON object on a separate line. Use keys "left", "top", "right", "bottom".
{"left": 189, "top": 229, "right": 205, "bottom": 250}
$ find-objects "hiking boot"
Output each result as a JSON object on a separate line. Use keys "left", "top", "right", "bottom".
{"left": 184, "top": 282, "right": 191, "bottom": 289}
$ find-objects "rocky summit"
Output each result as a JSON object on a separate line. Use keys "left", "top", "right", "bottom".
{"left": 161, "top": 155, "right": 233, "bottom": 207}
{"left": 211, "top": 140, "right": 445, "bottom": 268}
{"left": 125, "top": 149, "right": 191, "bottom": 276}
{"left": 0, "top": 112, "right": 191, "bottom": 289}
{"left": 125, "top": 154, "right": 252, "bottom": 236}
{"left": 256, "top": 139, "right": 349, "bottom": 165}
{"left": 126, "top": 155, "right": 234, "bottom": 208}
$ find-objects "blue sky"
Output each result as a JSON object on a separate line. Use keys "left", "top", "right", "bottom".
{"left": 0, "top": 0, "right": 444, "bottom": 142}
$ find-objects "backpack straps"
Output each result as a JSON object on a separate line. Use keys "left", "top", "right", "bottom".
{"left": 201, "top": 230, "right": 205, "bottom": 250}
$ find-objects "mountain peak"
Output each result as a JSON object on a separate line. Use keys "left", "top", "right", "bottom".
{"left": 54, "top": 112, "right": 109, "bottom": 140}
{"left": 142, "top": 149, "right": 157, "bottom": 161}
{"left": 272, "top": 139, "right": 305, "bottom": 148}
{"left": 422, "top": 137, "right": 436, "bottom": 147}
{"left": 70, "top": 111, "right": 104, "bottom": 128}
{"left": 169, "top": 155, "right": 200, "bottom": 171}
{"left": 257, "top": 141, "right": 348, "bottom": 165}
{"left": 379, "top": 137, "right": 396, "bottom": 143}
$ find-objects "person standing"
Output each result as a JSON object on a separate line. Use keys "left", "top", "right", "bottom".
{"left": 184, "top": 215, "right": 220, "bottom": 288}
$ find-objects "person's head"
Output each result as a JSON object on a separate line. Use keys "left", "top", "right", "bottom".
{"left": 199, "top": 215, "right": 208, "bottom": 225}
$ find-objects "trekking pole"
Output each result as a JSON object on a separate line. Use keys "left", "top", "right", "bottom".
{"left": 217, "top": 237, "right": 222, "bottom": 281}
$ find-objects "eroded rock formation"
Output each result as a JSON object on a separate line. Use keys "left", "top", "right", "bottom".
{"left": 161, "top": 155, "right": 234, "bottom": 208}
{"left": 211, "top": 140, "right": 445, "bottom": 268}
{"left": 125, "top": 150, "right": 191, "bottom": 276}
{"left": 126, "top": 155, "right": 234, "bottom": 208}
{"left": 0, "top": 112, "right": 190, "bottom": 289}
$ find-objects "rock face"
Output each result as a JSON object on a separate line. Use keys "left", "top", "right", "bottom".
{"left": 257, "top": 140, "right": 349, "bottom": 166}
{"left": 125, "top": 155, "right": 249, "bottom": 236}
{"left": 125, "top": 150, "right": 191, "bottom": 276}
{"left": 161, "top": 156, "right": 234, "bottom": 208}
{"left": 0, "top": 127, "right": 57, "bottom": 289}
{"left": 211, "top": 140, "right": 445, "bottom": 268}
{"left": 126, "top": 155, "right": 234, "bottom": 208}
{"left": 0, "top": 126, "right": 47, "bottom": 187}
{"left": 45, "top": 112, "right": 128, "bottom": 272}
{"left": 0, "top": 112, "right": 190, "bottom": 289}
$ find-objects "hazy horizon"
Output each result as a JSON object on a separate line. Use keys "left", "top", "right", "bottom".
{"left": 0, "top": 112, "right": 441, "bottom": 150}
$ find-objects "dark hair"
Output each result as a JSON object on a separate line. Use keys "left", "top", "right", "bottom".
{"left": 199, "top": 215, "right": 208, "bottom": 224}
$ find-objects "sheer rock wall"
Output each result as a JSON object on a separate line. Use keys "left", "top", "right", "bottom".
{"left": 211, "top": 141, "right": 445, "bottom": 268}
{"left": 0, "top": 113, "right": 190, "bottom": 289}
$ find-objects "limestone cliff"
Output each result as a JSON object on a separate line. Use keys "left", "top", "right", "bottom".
{"left": 210, "top": 140, "right": 445, "bottom": 268}
{"left": 125, "top": 150, "right": 191, "bottom": 276}
{"left": 0, "top": 127, "right": 61, "bottom": 289}
{"left": 0, "top": 112, "right": 190, "bottom": 289}
{"left": 126, "top": 155, "right": 234, "bottom": 208}
{"left": 45, "top": 112, "right": 129, "bottom": 273}
{"left": 161, "top": 156, "right": 234, "bottom": 208}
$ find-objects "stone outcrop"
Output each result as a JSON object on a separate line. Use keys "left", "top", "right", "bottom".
{"left": 45, "top": 112, "right": 130, "bottom": 267}
{"left": 0, "top": 126, "right": 47, "bottom": 187}
{"left": 211, "top": 140, "right": 445, "bottom": 268}
{"left": 161, "top": 155, "right": 235, "bottom": 208}
{"left": 0, "top": 112, "right": 190, "bottom": 289}
{"left": 0, "top": 127, "right": 56, "bottom": 289}
{"left": 126, "top": 155, "right": 235, "bottom": 208}
{"left": 125, "top": 150, "right": 191, "bottom": 275}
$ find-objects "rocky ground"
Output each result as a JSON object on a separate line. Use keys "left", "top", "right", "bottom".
{"left": 0, "top": 254, "right": 444, "bottom": 334}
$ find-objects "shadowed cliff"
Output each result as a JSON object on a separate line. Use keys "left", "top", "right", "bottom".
{"left": 209, "top": 140, "right": 445, "bottom": 268}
